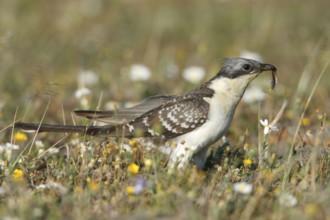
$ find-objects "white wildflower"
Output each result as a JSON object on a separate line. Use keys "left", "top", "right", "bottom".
{"left": 120, "top": 144, "right": 133, "bottom": 153}
{"left": 35, "top": 140, "right": 44, "bottom": 148}
{"left": 75, "top": 86, "right": 92, "bottom": 108}
{"left": 242, "top": 86, "right": 266, "bottom": 104}
{"left": 240, "top": 50, "right": 263, "bottom": 62}
{"left": 35, "top": 184, "right": 47, "bottom": 190}
{"left": 0, "top": 143, "right": 20, "bottom": 160}
{"left": 279, "top": 193, "right": 298, "bottom": 207}
{"left": 75, "top": 87, "right": 91, "bottom": 99}
{"left": 306, "top": 130, "right": 313, "bottom": 138}
{"left": 48, "top": 147, "right": 59, "bottom": 155}
{"left": 48, "top": 182, "right": 67, "bottom": 194}
{"left": 36, "top": 182, "right": 67, "bottom": 194}
{"left": 70, "top": 138, "right": 80, "bottom": 146}
{"left": 38, "top": 149, "right": 45, "bottom": 155}
{"left": 79, "top": 69, "right": 99, "bottom": 86}
{"left": 79, "top": 143, "right": 93, "bottom": 156}
{"left": 5, "top": 143, "right": 20, "bottom": 150}
{"left": 129, "top": 64, "right": 151, "bottom": 81}
{"left": 260, "top": 119, "right": 279, "bottom": 135}
{"left": 182, "top": 66, "right": 205, "bottom": 84}
{"left": 233, "top": 182, "right": 253, "bottom": 194}
{"left": 114, "top": 156, "right": 121, "bottom": 169}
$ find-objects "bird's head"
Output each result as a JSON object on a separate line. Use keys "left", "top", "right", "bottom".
{"left": 219, "top": 58, "right": 277, "bottom": 81}
{"left": 207, "top": 58, "right": 277, "bottom": 100}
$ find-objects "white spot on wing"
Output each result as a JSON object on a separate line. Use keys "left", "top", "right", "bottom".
{"left": 148, "top": 128, "right": 160, "bottom": 136}
{"left": 167, "top": 111, "right": 179, "bottom": 123}
{"left": 148, "top": 128, "right": 155, "bottom": 136}
{"left": 161, "top": 119, "right": 173, "bottom": 132}
{"left": 126, "top": 123, "right": 134, "bottom": 133}
{"left": 181, "top": 122, "right": 189, "bottom": 128}
{"left": 142, "top": 117, "right": 149, "bottom": 126}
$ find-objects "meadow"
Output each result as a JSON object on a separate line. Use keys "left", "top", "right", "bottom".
{"left": 0, "top": 0, "right": 329, "bottom": 219}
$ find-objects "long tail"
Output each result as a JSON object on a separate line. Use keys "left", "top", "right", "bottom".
{"left": 14, "top": 122, "right": 117, "bottom": 136}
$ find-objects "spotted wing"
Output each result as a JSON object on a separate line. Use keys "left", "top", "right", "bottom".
{"left": 74, "top": 95, "right": 174, "bottom": 124}
{"left": 125, "top": 95, "right": 210, "bottom": 139}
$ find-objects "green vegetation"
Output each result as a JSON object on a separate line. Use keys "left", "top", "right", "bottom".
{"left": 0, "top": 0, "right": 329, "bottom": 219}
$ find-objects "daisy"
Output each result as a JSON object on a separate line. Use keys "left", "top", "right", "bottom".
{"left": 182, "top": 66, "right": 205, "bottom": 84}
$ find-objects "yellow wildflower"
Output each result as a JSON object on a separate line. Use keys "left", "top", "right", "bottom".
{"left": 88, "top": 181, "right": 100, "bottom": 191}
{"left": 127, "top": 163, "right": 139, "bottom": 174}
{"left": 129, "top": 139, "right": 138, "bottom": 147}
{"left": 86, "top": 177, "right": 100, "bottom": 192}
{"left": 102, "top": 148, "right": 111, "bottom": 157}
{"left": 302, "top": 117, "right": 310, "bottom": 126}
{"left": 144, "top": 158, "right": 152, "bottom": 168}
{"left": 306, "top": 130, "right": 313, "bottom": 138}
{"left": 12, "top": 169, "right": 24, "bottom": 181}
{"left": 14, "top": 132, "right": 27, "bottom": 142}
{"left": 243, "top": 158, "right": 253, "bottom": 167}
{"left": 126, "top": 186, "right": 135, "bottom": 195}
{"left": 243, "top": 143, "right": 250, "bottom": 150}
{"left": 107, "top": 142, "right": 115, "bottom": 148}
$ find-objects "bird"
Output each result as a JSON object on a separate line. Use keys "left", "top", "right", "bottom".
{"left": 15, "top": 58, "right": 277, "bottom": 169}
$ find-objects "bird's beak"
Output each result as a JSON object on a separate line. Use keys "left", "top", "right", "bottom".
{"left": 260, "top": 63, "right": 278, "bottom": 90}
{"left": 260, "top": 63, "right": 277, "bottom": 73}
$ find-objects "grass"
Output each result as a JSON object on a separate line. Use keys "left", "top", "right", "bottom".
{"left": 0, "top": 0, "right": 330, "bottom": 219}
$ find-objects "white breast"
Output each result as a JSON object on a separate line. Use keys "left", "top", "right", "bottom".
{"left": 172, "top": 98, "right": 234, "bottom": 149}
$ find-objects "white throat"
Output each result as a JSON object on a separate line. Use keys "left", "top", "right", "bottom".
{"left": 208, "top": 74, "right": 258, "bottom": 104}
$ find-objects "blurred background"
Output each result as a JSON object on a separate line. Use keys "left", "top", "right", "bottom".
{"left": 0, "top": 0, "right": 329, "bottom": 134}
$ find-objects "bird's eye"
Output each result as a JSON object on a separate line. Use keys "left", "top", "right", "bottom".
{"left": 243, "top": 64, "right": 251, "bottom": 71}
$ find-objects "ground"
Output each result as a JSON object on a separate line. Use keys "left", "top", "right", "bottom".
{"left": 0, "top": 0, "right": 330, "bottom": 219}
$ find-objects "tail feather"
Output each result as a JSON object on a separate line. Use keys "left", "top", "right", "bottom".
{"left": 14, "top": 122, "right": 119, "bottom": 136}
{"left": 74, "top": 110, "right": 134, "bottom": 124}
{"left": 73, "top": 95, "right": 174, "bottom": 123}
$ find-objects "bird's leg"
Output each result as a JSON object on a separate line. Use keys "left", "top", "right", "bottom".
{"left": 191, "top": 147, "right": 209, "bottom": 169}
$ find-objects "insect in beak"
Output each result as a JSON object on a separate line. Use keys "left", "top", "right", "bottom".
{"left": 261, "top": 63, "right": 278, "bottom": 90}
